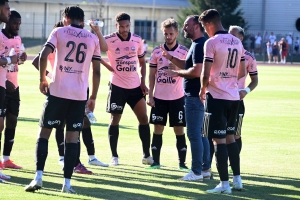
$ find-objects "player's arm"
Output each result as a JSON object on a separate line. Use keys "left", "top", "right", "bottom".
{"left": 87, "top": 59, "right": 101, "bottom": 112}
{"left": 147, "top": 67, "right": 157, "bottom": 107}
{"left": 138, "top": 56, "right": 148, "bottom": 95}
{"left": 238, "top": 60, "right": 246, "bottom": 80}
{"left": 100, "top": 59, "right": 114, "bottom": 72}
{"left": 90, "top": 23, "right": 108, "bottom": 52}
{"left": 173, "top": 63, "right": 202, "bottom": 78}
{"left": 32, "top": 54, "right": 51, "bottom": 78}
{"left": 39, "top": 46, "right": 52, "bottom": 94}
{"left": 199, "top": 61, "right": 212, "bottom": 103}
{"left": 160, "top": 44, "right": 185, "bottom": 69}
{"left": 0, "top": 54, "right": 18, "bottom": 66}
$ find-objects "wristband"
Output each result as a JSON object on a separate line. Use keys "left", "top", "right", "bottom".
{"left": 169, "top": 56, "right": 173, "bottom": 61}
{"left": 244, "top": 87, "right": 251, "bottom": 94}
{"left": 6, "top": 57, "right": 11, "bottom": 65}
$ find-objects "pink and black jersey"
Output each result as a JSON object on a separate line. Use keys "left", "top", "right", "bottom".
{"left": 2, "top": 30, "right": 22, "bottom": 88}
{"left": 238, "top": 50, "right": 258, "bottom": 89}
{"left": 105, "top": 32, "right": 145, "bottom": 89}
{"left": 204, "top": 31, "right": 245, "bottom": 100}
{"left": 45, "top": 24, "right": 101, "bottom": 101}
{"left": 0, "top": 31, "right": 6, "bottom": 89}
{"left": 149, "top": 43, "right": 188, "bottom": 100}
{"left": 48, "top": 50, "right": 56, "bottom": 70}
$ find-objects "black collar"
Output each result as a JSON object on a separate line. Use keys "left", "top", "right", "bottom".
{"left": 164, "top": 42, "right": 178, "bottom": 51}
{"left": 70, "top": 24, "right": 83, "bottom": 29}
{"left": 116, "top": 32, "right": 131, "bottom": 41}
{"left": 1, "top": 29, "right": 14, "bottom": 39}
{"left": 214, "top": 30, "right": 228, "bottom": 35}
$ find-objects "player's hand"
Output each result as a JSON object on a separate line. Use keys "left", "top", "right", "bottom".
{"left": 105, "top": 64, "right": 115, "bottom": 72}
{"left": 160, "top": 44, "right": 172, "bottom": 60}
{"left": 89, "top": 21, "right": 101, "bottom": 33}
{"left": 199, "top": 88, "right": 206, "bottom": 104}
{"left": 239, "top": 90, "right": 247, "bottom": 100}
{"left": 10, "top": 54, "right": 19, "bottom": 64}
{"left": 140, "top": 83, "right": 149, "bottom": 96}
{"left": 39, "top": 78, "right": 49, "bottom": 95}
{"left": 19, "top": 52, "right": 27, "bottom": 63}
{"left": 86, "top": 98, "right": 96, "bottom": 112}
{"left": 165, "top": 69, "right": 178, "bottom": 77}
{"left": 147, "top": 96, "right": 155, "bottom": 107}
{"left": 168, "top": 62, "right": 180, "bottom": 71}
{"left": 5, "top": 80, "right": 16, "bottom": 93}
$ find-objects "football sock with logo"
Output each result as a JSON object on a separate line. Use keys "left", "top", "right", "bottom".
{"left": 138, "top": 124, "right": 151, "bottom": 158}
{"left": 36, "top": 138, "right": 48, "bottom": 171}
{"left": 3, "top": 128, "right": 15, "bottom": 157}
{"left": 55, "top": 128, "right": 65, "bottom": 157}
{"left": 75, "top": 132, "right": 81, "bottom": 167}
{"left": 151, "top": 133, "right": 162, "bottom": 164}
{"left": 108, "top": 125, "right": 119, "bottom": 157}
{"left": 227, "top": 142, "right": 240, "bottom": 176}
{"left": 64, "top": 143, "right": 78, "bottom": 179}
{"left": 235, "top": 138, "right": 242, "bottom": 153}
{"left": 176, "top": 134, "right": 187, "bottom": 165}
{"left": 82, "top": 127, "right": 95, "bottom": 156}
{"left": 215, "top": 144, "right": 229, "bottom": 181}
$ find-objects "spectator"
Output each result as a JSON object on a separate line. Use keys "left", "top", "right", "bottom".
{"left": 272, "top": 41, "right": 279, "bottom": 64}
{"left": 249, "top": 34, "right": 255, "bottom": 54}
{"left": 266, "top": 41, "right": 273, "bottom": 63}
{"left": 286, "top": 33, "right": 293, "bottom": 55}
{"left": 255, "top": 32, "right": 262, "bottom": 54}
{"left": 279, "top": 38, "right": 288, "bottom": 64}
{"left": 269, "top": 32, "right": 276, "bottom": 44}
{"left": 294, "top": 37, "right": 299, "bottom": 55}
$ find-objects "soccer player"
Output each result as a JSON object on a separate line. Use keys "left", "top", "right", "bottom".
{"left": 0, "top": 0, "right": 18, "bottom": 182}
{"left": 199, "top": 9, "right": 246, "bottom": 194}
{"left": 160, "top": 15, "right": 211, "bottom": 181}
{"left": 25, "top": 6, "right": 101, "bottom": 193}
{"left": 147, "top": 18, "right": 188, "bottom": 170}
{"left": 104, "top": 12, "right": 152, "bottom": 166}
{"left": 228, "top": 25, "right": 258, "bottom": 155}
{"left": 1, "top": 10, "right": 27, "bottom": 170}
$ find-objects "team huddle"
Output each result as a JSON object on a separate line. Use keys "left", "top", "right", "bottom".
{"left": 0, "top": 0, "right": 258, "bottom": 195}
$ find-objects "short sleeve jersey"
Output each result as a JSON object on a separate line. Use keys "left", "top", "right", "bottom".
{"left": 149, "top": 43, "right": 188, "bottom": 100}
{"left": 184, "top": 37, "right": 206, "bottom": 97}
{"left": 204, "top": 31, "right": 245, "bottom": 100}
{"left": 45, "top": 24, "right": 101, "bottom": 100}
{"left": 238, "top": 50, "right": 258, "bottom": 89}
{"left": 105, "top": 32, "right": 145, "bottom": 89}
{"left": 2, "top": 30, "right": 22, "bottom": 88}
{"left": 0, "top": 32, "right": 6, "bottom": 89}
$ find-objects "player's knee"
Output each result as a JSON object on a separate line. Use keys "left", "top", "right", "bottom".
{"left": 137, "top": 114, "right": 148, "bottom": 125}
{"left": 174, "top": 126, "right": 184, "bottom": 135}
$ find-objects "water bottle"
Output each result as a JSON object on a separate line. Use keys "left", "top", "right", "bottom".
{"left": 85, "top": 107, "right": 97, "bottom": 124}
{"left": 18, "top": 43, "right": 25, "bottom": 65}
{"left": 7, "top": 48, "right": 15, "bottom": 71}
{"left": 84, "top": 20, "right": 104, "bottom": 27}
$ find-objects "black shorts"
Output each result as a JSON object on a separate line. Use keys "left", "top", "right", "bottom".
{"left": 106, "top": 83, "right": 144, "bottom": 114}
{"left": 235, "top": 100, "right": 245, "bottom": 136}
{"left": 0, "top": 86, "right": 6, "bottom": 117}
{"left": 204, "top": 93, "right": 239, "bottom": 139}
{"left": 4, "top": 87, "right": 20, "bottom": 116}
{"left": 150, "top": 97, "right": 186, "bottom": 127}
{"left": 39, "top": 95, "right": 86, "bottom": 131}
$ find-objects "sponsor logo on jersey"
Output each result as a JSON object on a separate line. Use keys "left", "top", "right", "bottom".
{"left": 115, "top": 48, "right": 120, "bottom": 54}
{"left": 124, "top": 47, "right": 129, "bottom": 51}
{"left": 59, "top": 65, "right": 83, "bottom": 74}
{"left": 157, "top": 66, "right": 176, "bottom": 84}
{"left": 73, "top": 123, "right": 82, "bottom": 128}
{"left": 48, "top": 120, "right": 61, "bottom": 125}
{"left": 158, "top": 58, "right": 163, "bottom": 64}
{"left": 214, "top": 130, "right": 226, "bottom": 135}
{"left": 115, "top": 55, "right": 137, "bottom": 72}
{"left": 111, "top": 103, "right": 123, "bottom": 111}
{"left": 64, "top": 29, "right": 93, "bottom": 38}
{"left": 220, "top": 37, "right": 239, "bottom": 45}
{"left": 131, "top": 46, "right": 136, "bottom": 51}
{"left": 152, "top": 114, "right": 163, "bottom": 121}
{"left": 219, "top": 72, "right": 237, "bottom": 78}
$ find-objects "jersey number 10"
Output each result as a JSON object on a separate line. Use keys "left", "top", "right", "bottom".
{"left": 226, "top": 48, "right": 238, "bottom": 68}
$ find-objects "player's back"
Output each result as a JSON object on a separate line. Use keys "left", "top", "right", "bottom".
{"left": 204, "top": 32, "right": 244, "bottom": 100}
{"left": 46, "top": 25, "right": 101, "bottom": 100}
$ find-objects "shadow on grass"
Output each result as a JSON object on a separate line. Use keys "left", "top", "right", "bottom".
{"left": 18, "top": 117, "right": 134, "bottom": 130}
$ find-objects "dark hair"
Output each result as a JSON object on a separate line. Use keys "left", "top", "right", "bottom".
{"left": 0, "top": 0, "right": 9, "bottom": 6}
{"left": 187, "top": 15, "right": 204, "bottom": 32}
{"left": 199, "top": 9, "right": 221, "bottom": 24}
{"left": 53, "top": 20, "right": 64, "bottom": 29}
{"left": 62, "top": 6, "right": 84, "bottom": 22}
{"left": 10, "top": 10, "right": 21, "bottom": 19}
{"left": 115, "top": 12, "right": 130, "bottom": 22}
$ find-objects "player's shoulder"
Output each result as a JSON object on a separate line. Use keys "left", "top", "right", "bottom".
{"left": 132, "top": 33, "right": 142, "bottom": 40}
{"left": 178, "top": 44, "right": 189, "bottom": 52}
{"left": 104, "top": 32, "right": 117, "bottom": 40}
{"left": 244, "top": 50, "right": 256, "bottom": 60}
{"left": 152, "top": 46, "right": 160, "bottom": 53}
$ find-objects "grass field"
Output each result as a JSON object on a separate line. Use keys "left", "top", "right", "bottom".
{"left": 1, "top": 62, "right": 300, "bottom": 199}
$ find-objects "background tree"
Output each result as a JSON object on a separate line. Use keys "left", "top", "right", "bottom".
{"left": 177, "top": 0, "right": 247, "bottom": 47}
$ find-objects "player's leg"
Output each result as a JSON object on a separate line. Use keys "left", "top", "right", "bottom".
{"left": 82, "top": 116, "right": 108, "bottom": 167}
{"left": 25, "top": 95, "right": 66, "bottom": 192}
{"left": 129, "top": 87, "right": 152, "bottom": 164}
{"left": 234, "top": 101, "right": 245, "bottom": 153}
{"left": 106, "top": 84, "right": 125, "bottom": 165}
{"left": 55, "top": 127, "right": 65, "bottom": 165}
{"left": 180, "top": 96, "right": 204, "bottom": 181}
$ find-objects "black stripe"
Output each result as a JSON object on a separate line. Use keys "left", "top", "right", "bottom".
{"left": 149, "top": 64, "right": 157, "bottom": 68}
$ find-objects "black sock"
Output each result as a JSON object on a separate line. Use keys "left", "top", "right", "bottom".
{"left": 36, "top": 138, "right": 48, "bottom": 171}
{"left": 108, "top": 125, "right": 119, "bottom": 157}
{"left": 209, "top": 138, "right": 214, "bottom": 166}
{"left": 235, "top": 138, "right": 242, "bottom": 153}
{"left": 74, "top": 132, "right": 81, "bottom": 167}
{"left": 215, "top": 144, "right": 229, "bottom": 181}
{"left": 176, "top": 134, "right": 187, "bottom": 165}
{"left": 151, "top": 134, "right": 162, "bottom": 164}
{"left": 3, "top": 128, "right": 16, "bottom": 156}
{"left": 82, "top": 127, "right": 95, "bottom": 156}
{"left": 227, "top": 142, "right": 240, "bottom": 176}
{"left": 64, "top": 143, "right": 78, "bottom": 179}
{"left": 55, "top": 128, "right": 64, "bottom": 157}
{"left": 138, "top": 124, "right": 151, "bottom": 158}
